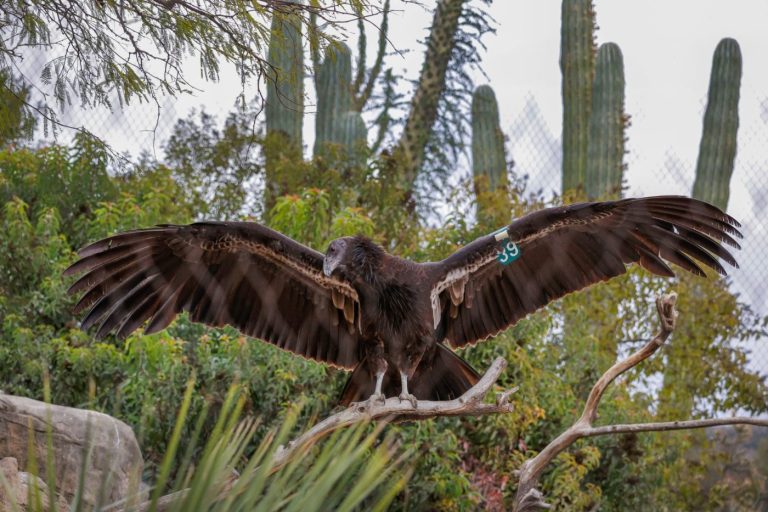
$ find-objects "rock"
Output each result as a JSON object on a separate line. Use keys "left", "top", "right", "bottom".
{"left": 0, "top": 457, "right": 69, "bottom": 512}
{"left": 0, "top": 394, "right": 144, "bottom": 509}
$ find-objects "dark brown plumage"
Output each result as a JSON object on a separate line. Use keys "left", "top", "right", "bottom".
{"left": 63, "top": 196, "right": 742, "bottom": 406}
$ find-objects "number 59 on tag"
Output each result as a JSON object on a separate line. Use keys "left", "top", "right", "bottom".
{"left": 497, "top": 240, "right": 520, "bottom": 265}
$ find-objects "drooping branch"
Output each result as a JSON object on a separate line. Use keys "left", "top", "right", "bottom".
{"left": 511, "top": 292, "right": 768, "bottom": 511}
{"left": 2, "top": 1, "right": 380, "bottom": 144}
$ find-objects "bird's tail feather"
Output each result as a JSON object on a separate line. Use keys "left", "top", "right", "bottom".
{"left": 338, "top": 356, "right": 383, "bottom": 406}
{"left": 337, "top": 345, "right": 480, "bottom": 406}
{"left": 411, "top": 345, "right": 481, "bottom": 401}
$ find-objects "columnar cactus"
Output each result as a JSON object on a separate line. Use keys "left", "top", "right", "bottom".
{"left": 585, "top": 42, "right": 626, "bottom": 200}
{"left": 336, "top": 111, "right": 368, "bottom": 165}
{"left": 692, "top": 38, "right": 742, "bottom": 210}
{"left": 560, "top": 0, "right": 596, "bottom": 194}
{"left": 265, "top": 1, "right": 304, "bottom": 146}
{"left": 471, "top": 85, "right": 506, "bottom": 193}
{"left": 313, "top": 44, "right": 354, "bottom": 157}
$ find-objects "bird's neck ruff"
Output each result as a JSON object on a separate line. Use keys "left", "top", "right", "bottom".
{"left": 351, "top": 236, "right": 384, "bottom": 285}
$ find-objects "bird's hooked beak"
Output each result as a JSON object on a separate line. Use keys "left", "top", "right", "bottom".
{"left": 323, "top": 238, "right": 347, "bottom": 278}
{"left": 323, "top": 257, "right": 334, "bottom": 277}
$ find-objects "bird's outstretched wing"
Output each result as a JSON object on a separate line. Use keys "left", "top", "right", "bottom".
{"left": 428, "top": 196, "right": 741, "bottom": 348}
{"left": 64, "top": 222, "right": 361, "bottom": 369}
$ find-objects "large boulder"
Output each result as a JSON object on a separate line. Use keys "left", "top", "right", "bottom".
{"left": 0, "top": 394, "right": 144, "bottom": 508}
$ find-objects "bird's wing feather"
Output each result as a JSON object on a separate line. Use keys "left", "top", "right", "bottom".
{"left": 428, "top": 196, "right": 741, "bottom": 348}
{"left": 64, "top": 221, "right": 361, "bottom": 369}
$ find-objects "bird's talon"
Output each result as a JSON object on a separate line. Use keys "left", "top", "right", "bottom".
{"left": 351, "top": 393, "right": 386, "bottom": 411}
{"left": 371, "top": 392, "right": 386, "bottom": 405}
{"left": 399, "top": 393, "right": 418, "bottom": 408}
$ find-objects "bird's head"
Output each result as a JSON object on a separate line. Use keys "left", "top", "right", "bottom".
{"left": 323, "top": 237, "right": 353, "bottom": 278}
{"left": 323, "top": 236, "right": 383, "bottom": 282}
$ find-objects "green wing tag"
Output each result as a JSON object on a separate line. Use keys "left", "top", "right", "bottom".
{"left": 497, "top": 239, "right": 521, "bottom": 265}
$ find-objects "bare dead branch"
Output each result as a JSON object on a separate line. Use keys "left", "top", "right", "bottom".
{"left": 578, "top": 291, "right": 678, "bottom": 426}
{"left": 585, "top": 417, "right": 768, "bottom": 437}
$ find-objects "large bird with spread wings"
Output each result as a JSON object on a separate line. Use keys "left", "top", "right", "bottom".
{"left": 64, "top": 196, "right": 741, "bottom": 406}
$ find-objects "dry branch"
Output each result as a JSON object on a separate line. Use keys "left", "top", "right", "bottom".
{"left": 124, "top": 356, "right": 516, "bottom": 512}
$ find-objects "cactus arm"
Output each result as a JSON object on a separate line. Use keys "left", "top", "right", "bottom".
{"left": 692, "top": 38, "right": 742, "bottom": 211}
{"left": 314, "top": 44, "right": 361, "bottom": 157}
{"left": 471, "top": 85, "right": 507, "bottom": 194}
{"left": 336, "top": 110, "right": 368, "bottom": 166}
{"left": 560, "top": 0, "right": 596, "bottom": 194}
{"left": 265, "top": 1, "right": 304, "bottom": 146}
{"left": 309, "top": 10, "right": 321, "bottom": 82}
{"left": 352, "top": 8, "right": 367, "bottom": 95}
{"left": 354, "top": 0, "right": 390, "bottom": 111}
{"left": 585, "top": 42, "right": 626, "bottom": 200}
{"left": 394, "top": 0, "right": 466, "bottom": 185}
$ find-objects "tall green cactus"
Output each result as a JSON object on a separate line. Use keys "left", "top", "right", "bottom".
{"left": 471, "top": 85, "right": 506, "bottom": 193}
{"left": 265, "top": 1, "right": 304, "bottom": 146}
{"left": 585, "top": 42, "right": 626, "bottom": 200}
{"left": 314, "top": 44, "right": 357, "bottom": 157}
{"left": 560, "top": 0, "right": 596, "bottom": 194}
{"left": 336, "top": 111, "right": 368, "bottom": 165}
{"left": 692, "top": 38, "right": 742, "bottom": 210}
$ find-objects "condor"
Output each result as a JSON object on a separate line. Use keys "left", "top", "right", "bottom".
{"left": 64, "top": 196, "right": 741, "bottom": 407}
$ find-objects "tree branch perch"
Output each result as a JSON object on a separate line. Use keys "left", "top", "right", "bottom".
{"left": 124, "top": 356, "right": 516, "bottom": 512}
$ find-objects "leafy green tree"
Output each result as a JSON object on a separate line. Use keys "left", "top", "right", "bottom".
{"left": 163, "top": 108, "right": 261, "bottom": 219}
{"left": 0, "top": 133, "right": 116, "bottom": 246}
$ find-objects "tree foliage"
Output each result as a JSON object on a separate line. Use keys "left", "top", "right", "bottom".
{"left": 0, "top": 70, "right": 36, "bottom": 147}
{"left": 0, "top": 0, "right": 372, "bottom": 139}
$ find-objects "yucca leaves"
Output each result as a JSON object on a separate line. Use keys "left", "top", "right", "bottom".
{"left": 0, "top": 384, "right": 406, "bottom": 512}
